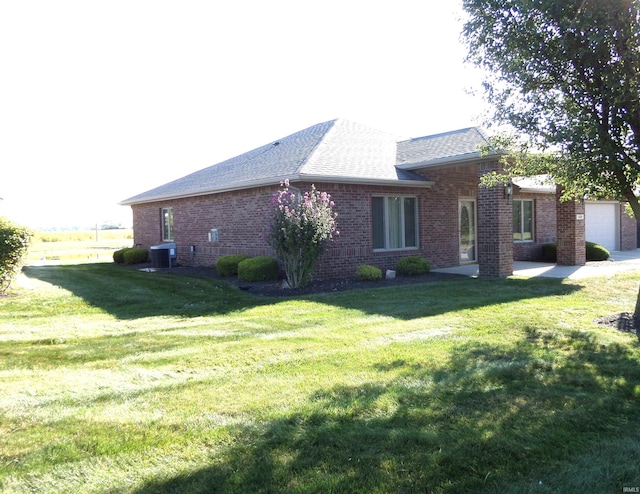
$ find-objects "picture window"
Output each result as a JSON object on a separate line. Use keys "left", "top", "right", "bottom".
{"left": 372, "top": 196, "right": 418, "bottom": 250}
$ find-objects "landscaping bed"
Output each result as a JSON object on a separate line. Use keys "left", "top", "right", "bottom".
{"left": 143, "top": 264, "right": 464, "bottom": 297}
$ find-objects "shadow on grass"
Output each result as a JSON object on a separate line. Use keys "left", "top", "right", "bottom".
{"left": 22, "top": 264, "right": 583, "bottom": 323}
{"left": 133, "top": 332, "right": 640, "bottom": 493}
{"left": 307, "top": 275, "right": 583, "bottom": 321}
{"left": 22, "top": 264, "right": 260, "bottom": 320}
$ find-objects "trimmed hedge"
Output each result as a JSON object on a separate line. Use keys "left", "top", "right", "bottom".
{"left": 541, "top": 241, "right": 610, "bottom": 262}
{"left": 122, "top": 248, "right": 149, "bottom": 265}
{"left": 395, "top": 256, "right": 431, "bottom": 276}
{"left": 356, "top": 264, "right": 383, "bottom": 281}
{"left": 586, "top": 241, "right": 610, "bottom": 261}
{"left": 113, "top": 248, "right": 128, "bottom": 264}
{"left": 238, "top": 256, "right": 279, "bottom": 282}
{"left": 216, "top": 254, "right": 251, "bottom": 277}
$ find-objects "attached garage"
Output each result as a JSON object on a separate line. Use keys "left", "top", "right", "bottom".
{"left": 585, "top": 202, "right": 619, "bottom": 252}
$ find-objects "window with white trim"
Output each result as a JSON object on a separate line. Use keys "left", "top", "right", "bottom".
{"left": 162, "top": 207, "right": 174, "bottom": 241}
{"left": 513, "top": 199, "right": 533, "bottom": 241}
{"left": 372, "top": 196, "right": 418, "bottom": 250}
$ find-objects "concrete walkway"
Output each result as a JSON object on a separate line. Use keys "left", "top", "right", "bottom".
{"left": 432, "top": 249, "right": 640, "bottom": 279}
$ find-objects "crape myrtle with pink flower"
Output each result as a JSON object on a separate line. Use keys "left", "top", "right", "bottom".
{"left": 268, "top": 180, "right": 339, "bottom": 288}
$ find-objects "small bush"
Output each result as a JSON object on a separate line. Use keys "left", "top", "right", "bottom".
{"left": 216, "top": 254, "right": 251, "bottom": 277}
{"left": 122, "top": 248, "right": 149, "bottom": 265}
{"left": 0, "top": 217, "right": 32, "bottom": 293}
{"left": 395, "top": 256, "right": 431, "bottom": 276}
{"left": 356, "top": 264, "right": 382, "bottom": 281}
{"left": 542, "top": 242, "right": 610, "bottom": 262}
{"left": 541, "top": 243, "right": 557, "bottom": 262}
{"left": 113, "top": 248, "right": 128, "bottom": 264}
{"left": 238, "top": 256, "right": 279, "bottom": 282}
{"left": 586, "top": 241, "right": 610, "bottom": 261}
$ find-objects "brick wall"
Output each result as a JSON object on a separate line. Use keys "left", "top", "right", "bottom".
{"left": 132, "top": 186, "right": 276, "bottom": 266}
{"left": 130, "top": 173, "right": 481, "bottom": 280}
{"left": 129, "top": 172, "right": 637, "bottom": 280}
{"left": 512, "top": 192, "right": 557, "bottom": 260}
{"left": 476, "top": 161, "right": 513, "bottom": 278}
{"left": 418, "top": 165, "right": 480, "bottom": 268}
{"left": 556, "top": 187, "right": 586, "bottom": 265}
{"left": 620, "top": 204, "right": 638, "bottom": 251}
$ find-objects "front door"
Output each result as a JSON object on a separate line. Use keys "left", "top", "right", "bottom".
{"left": 459, "top": 199, "right": 476, "bottom": 263}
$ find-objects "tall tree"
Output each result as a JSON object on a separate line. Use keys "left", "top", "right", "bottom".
{"left": 462, "top": 0, "right": 640, "bottom": 216}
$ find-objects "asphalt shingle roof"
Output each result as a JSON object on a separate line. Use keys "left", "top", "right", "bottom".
{"left": 121, "top": 119, "right": 493, "bottom": 205}
{"left": 396, "top": 127, "right": 493, "bottom": 169}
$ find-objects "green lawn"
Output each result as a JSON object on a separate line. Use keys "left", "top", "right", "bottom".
{"left": 1, "top": 263, "right": 640, "bottom": 493}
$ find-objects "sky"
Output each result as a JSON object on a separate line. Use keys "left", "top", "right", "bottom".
{"left": 0, "top": 0, "right": 489, "bottom": 230}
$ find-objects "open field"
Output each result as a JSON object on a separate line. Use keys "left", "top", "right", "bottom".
{"left": 27, "top": 229, "right": 133, "bottom": 264}
{"left": 1, "top": 263, "right": 640, "bottom": 493}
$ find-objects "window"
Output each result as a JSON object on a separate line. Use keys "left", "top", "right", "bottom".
{"left": 513, "top": 200, "right": 533, "bottom": 241}
{"left": 162, "top": 207, "right": 174, "bottom": 241}
{"left": 372, "top": 196, "right": 418, "bottom": 250}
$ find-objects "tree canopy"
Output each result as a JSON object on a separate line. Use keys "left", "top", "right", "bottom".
{"left": 462, "top": 0, "right": 640, "bottom": 216}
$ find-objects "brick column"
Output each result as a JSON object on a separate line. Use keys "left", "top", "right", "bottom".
{"left": 477, "top": 162, "right": 513, "bottom": 278}
{"left": 556, "top": 186, "right": 586, "bottom": 265}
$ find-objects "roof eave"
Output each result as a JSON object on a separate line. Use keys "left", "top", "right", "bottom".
{"left": 296, "top": 174, "right": 434, "bottom": 188}
{"left": 119, "top": 176, "right": 293, "bottom": 206}
{"left": 397, "top": 150, "right": 507, "bottom": 171}
{"left": 120, "top": 174, "right": 434, "bottom": 206}
{"left": 516, "top": 186, "right": 555, "bottom": 194}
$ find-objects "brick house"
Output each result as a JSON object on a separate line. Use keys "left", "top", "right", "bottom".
{"left": 121, "top": 119, "right": 637, "bottom": 279}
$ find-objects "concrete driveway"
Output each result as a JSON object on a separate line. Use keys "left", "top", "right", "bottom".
{"left": 432, "top": 249, "right": 640, "bottom": 279}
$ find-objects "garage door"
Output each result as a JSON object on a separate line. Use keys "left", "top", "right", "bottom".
{"left": 585, "top": 202, "right": 619, "bottom": 251}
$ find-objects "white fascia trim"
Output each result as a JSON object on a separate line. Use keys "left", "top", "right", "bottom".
{"left": 516, "top": 186, "right": 555, "bottom": 194}
{"left": 296, "top": 174, "right": 434, "bottom": 188}
{"left": 119, "top": 176, "right": 292, "bottom": 206}
{"left": 397, "top": 151, "right": 506, "bottom": 170}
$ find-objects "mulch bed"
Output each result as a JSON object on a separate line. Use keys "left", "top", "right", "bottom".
{"left": 594, "top": 312, "right": 640, "bottom": 337}
{"left": 144, "top": 264, "right": 465, "bottom": 297}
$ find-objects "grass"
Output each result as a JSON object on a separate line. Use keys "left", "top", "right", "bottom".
{"left": 1, "top": 263, "right": 640, "bottom": 493}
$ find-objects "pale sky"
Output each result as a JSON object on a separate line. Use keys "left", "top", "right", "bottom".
{"left": 0, "top": 0, "right": 488, "bottom": 230}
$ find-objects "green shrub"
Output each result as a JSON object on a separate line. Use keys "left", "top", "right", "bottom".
{"left": 542, "top": 242, "right": 610, "bottom": 262}
{"left": 395, "top": 256, "right": 431, "bottom": 276}
{"left": 541, "top": 243, "right": 557, "bottom": 262}
{"left": 238, "top": 256, "right": 278, "bottom": 282}
{"left": 113, "top": 248, "right": 128, "bottom": 264}
{"left": 122, "top": 248, "right": 149, "bottom": 265}
{"left": 586, "top": 241, "right": 610, "bottom": 261}
{"left": 0, "top": 217, "right": 32, "bottom": 293}
{"left": 216, "top": 254, "right": 251, "bottom": 277}
{"left": 356, "top": 264, "right": 383, "bottom": 281}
